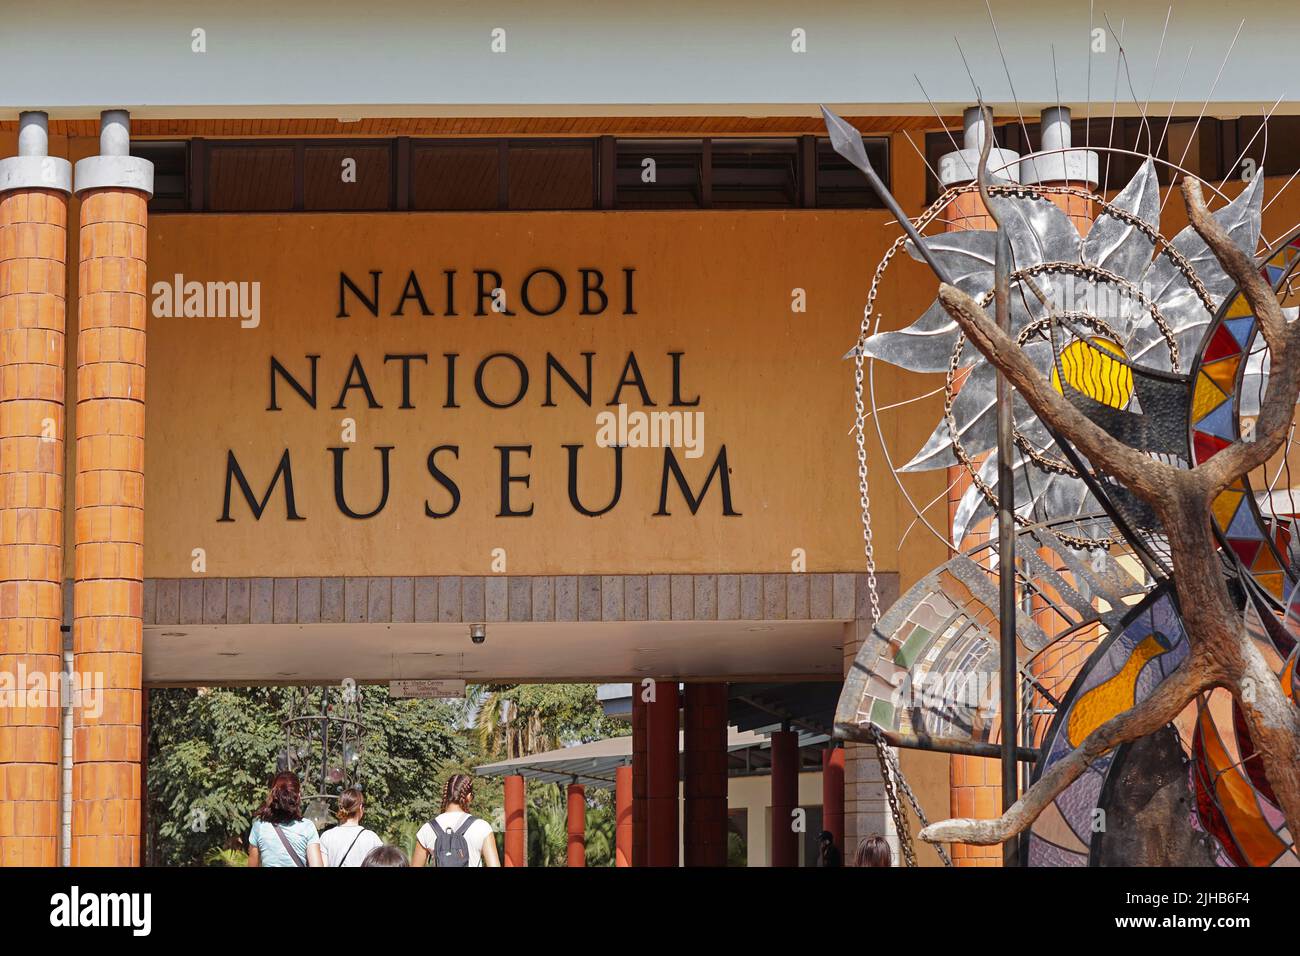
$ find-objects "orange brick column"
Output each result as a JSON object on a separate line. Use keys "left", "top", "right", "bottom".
{"left": 70, "top": 111, "right": 152, "bottom": 867}
{"left": 503, "top": 774, "right": 526, "bottom": 866}
{"left": 1027, "top": 178, "right": 1096, "bottom": 743}
{"left": 565, "top": 782, "right": 586, "bottom": 867}
{"left": 1018, "top": 105, "right": 1100, "bottom": 750}
{"left": 614, "top": 764, "right": 632, "bottom": 867}
{"left": 822, "top": 745, "right": 845, "bottom": 860}
{"left": 0, "top": 112, "right": 72, "bottom": 867}
{"left": 631, "top": 686, "right": 646, "bottom": 866}
{"left": 939, "top": 108, "right": 1016, "bottom": 866}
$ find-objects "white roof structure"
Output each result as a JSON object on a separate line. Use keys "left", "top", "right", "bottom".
{"left": 476, "top": 727, "right": 827, "bottom": 789}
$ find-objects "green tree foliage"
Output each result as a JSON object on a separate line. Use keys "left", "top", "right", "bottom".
{"left": 473, "top": 683, "right": 628, "bottom": 867}
{"left": 473, "top": 683, "right": 627, "bottom": 760}
{"left": 522, "top": 786, "right": 618, "bottom": 867}
{"left": 147, "top": 686, "right": 466, "bottom": 866}
{"left": 526, "top": 784, "right": 569, "bottom": 867}
{"left": 147, "top": 682, "right": 625, "bottom": 867}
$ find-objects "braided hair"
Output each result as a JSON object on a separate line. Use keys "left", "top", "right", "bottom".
{"left": 441, "top": 773, "right": 475, "bottom": 812}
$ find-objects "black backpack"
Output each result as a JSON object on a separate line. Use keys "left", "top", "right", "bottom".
{"left": 431, "top": 815, "right": 478, "bottom": 867}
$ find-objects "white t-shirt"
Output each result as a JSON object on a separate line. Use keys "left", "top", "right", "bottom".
{"left": 319, "top": 822, "right": 384, "bottom": 867}
{"left": 417, "top": 811, "right": 495, "bottom": 867}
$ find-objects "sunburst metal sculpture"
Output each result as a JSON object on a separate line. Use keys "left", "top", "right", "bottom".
{"left": 825, "top": 97, "right": 1300, "bottom": 867}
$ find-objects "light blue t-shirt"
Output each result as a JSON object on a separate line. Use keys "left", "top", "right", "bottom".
{"left": 249, "top": 818, "right": 320, "bottom": 867}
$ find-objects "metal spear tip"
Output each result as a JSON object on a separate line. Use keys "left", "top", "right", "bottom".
{"left": 820, "top": 105, "right": 873, "bottom": 175}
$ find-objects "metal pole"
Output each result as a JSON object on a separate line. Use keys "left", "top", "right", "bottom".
{"left": 994, "top": 220, "right": 1019, "bottom": 867}
{"left": 820, "top": 103, "right": 1026, "bottom": 861}
{"left": 868, "top": 728, "right": 1038, "bottom": 763}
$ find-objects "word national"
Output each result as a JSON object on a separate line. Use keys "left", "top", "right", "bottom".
{"left": 595, "top": 403, "right": 705, "bottom": 458}
{"left": 151, "top": 273, "right": 261, "bottom": 328}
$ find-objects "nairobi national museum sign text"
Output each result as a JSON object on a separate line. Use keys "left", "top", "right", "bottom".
{"left": 141, "top": 213, "right": 886, "bottom": 577}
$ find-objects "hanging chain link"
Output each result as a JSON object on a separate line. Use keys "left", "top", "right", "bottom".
{"left": 868, "top": 724, "right": 954, "bottom": 867}
{"left": 851, "top": 194, "right": 958, "bottom": 867}
{"left": 849, "top": 179, "right": 1199, "bottom": 868}
{"left": 867, "top": 724, "right": 918, "bottom": 867}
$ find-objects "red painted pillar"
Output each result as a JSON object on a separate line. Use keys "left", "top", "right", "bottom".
{"left": 645, "top": 681, "right": 680, "bottom": 867}
{"left": 615, "top": 765, "right": 632, "bottom": 867}
{"left": 566, "top": 783, "right": 586, "bottom": 867}
{"left": 822, "top": 746, "right": 844, "bottom": 861}
{"left": 770, "top": 729, "right": 799, "bottom": 867}
{"left": 683, "top": 682, "right": 728, "bottom": 866}
{"left": 631, "top": 689, "right": 646, "bottom": 867}
{"left": 503, "top": 774, "right": 526, "bottom": 867}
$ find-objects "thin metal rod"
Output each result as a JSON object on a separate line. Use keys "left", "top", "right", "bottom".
{"left": 1160, "top": 19, "right": 1245, "bottom": 217}
{"left": 984, "top": 0, "right": 1033, "bottom": 151}
{"left": 1085, "top": 0, "right": 1094, "bottom": 154}
{"left": 821, "top": 107, "right": 956, "bottom": 286}
{"left": 1102, "top": 17, "right": 1126, "bottom": 196}
{"left": 1155, "top": 46, "right": 1195, "bottom": 160}
{"left": 994, "top": 202, "right": 1020, "bottom": 868}
{"left": 1139, "top": 6, "right": 1175, "bottom": 155}
{"left": 968, "top": 98, "right": 1021, "bottom": 867}
{"left": 900, "top": 130, "right": 945, "bottom": 193}
{"left": 1218, "top": 95, "right": 1285, "bottom": 192}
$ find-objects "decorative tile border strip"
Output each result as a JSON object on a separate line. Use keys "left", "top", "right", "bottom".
{"left": 132, "top": 573, "right": 899, "bottom": 627}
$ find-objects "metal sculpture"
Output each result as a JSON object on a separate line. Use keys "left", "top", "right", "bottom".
{"left": 827, "top": 99, "right": 1300, "bottom": 866}
{"left": 278, "top": 684, "right": 367, "bottom": 830}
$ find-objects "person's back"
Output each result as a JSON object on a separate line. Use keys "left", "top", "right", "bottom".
{"left": 247, "top": 771, "right": 323, "bottom": 868}
{"left": 250, "top": 817, "right": 320, "bottom": 867}
{"left": 319, "top": 788, "right": 384, "bottom": 867}
{"left": 411, "top": 774, "right": 501, "bottom": 868}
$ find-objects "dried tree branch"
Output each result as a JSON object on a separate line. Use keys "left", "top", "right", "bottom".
{"left": 919, "top": 642, "right": 1219, "bottom": 846}
{"left": 918, "top": 179, "right": 1300, "bottom": 858}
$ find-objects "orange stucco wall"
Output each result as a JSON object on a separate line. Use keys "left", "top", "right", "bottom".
{"left": 128, "top": 208, "right": 948, "bottom": 580}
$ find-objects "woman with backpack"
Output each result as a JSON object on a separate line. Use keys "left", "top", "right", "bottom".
{"left": 319, "top": 787, "right": 384, "bottom": 867}
{"left": 247, "top": 771, "right": 324, "bottom": 867}
{"left": 411, "top": 774, "right": 501, "bottom": 868}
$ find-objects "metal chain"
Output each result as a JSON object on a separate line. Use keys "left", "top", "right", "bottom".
{"left": 853, "top": 193, "right": 959, "bottom": 868}
{"left": 870, "top": 724, "right": 954, "bottom": 867}
{"left": 867, "top": 724, "right": 918, "bottom": 867}
{"left": 850, "top": 178, "right": 1198, "bottom": 869}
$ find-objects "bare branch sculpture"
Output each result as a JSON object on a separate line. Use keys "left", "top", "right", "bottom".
{"left": 918, "top": 177, "right": 1300, "bottom": 850}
